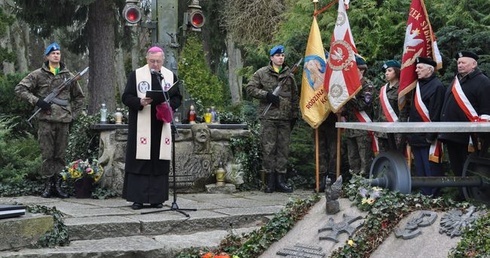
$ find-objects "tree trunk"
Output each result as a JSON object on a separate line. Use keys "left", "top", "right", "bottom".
{"left": 226, "top": 35, "right": 243, "bottom": 104}
{"left": 114, "top": 47, "right": 126, "bottom": 104}
{"left": 12, "top": 21, "right": 29, "bottom": 73}
{"left": 86, "top": 0, "right": 116, "bottom": 114}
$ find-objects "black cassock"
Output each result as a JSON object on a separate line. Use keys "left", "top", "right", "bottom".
{"left": 121, "top": 70, "right": 182, "bottom": 204}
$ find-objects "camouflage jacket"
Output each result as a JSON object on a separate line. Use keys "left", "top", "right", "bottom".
{"left": 342, "top": 77, "right": 375, "bottom": 138}
{"left": 245, "top": 62, "right": 299, "bottom": 120}
{"left": 15, "top": 61, "right": 85, "bottom": 123}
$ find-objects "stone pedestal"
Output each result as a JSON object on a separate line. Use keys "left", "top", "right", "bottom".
{"left": 92, "top": 123, "right": 249, "bottom": 194}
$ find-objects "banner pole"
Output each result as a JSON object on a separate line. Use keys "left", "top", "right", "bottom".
{"left": 314, "top": 0, "right": 339, "bottom": 16}
{"left": 336, "top": 113, "right": 342, "bottom": 179}
{"left": 315, "top": 128, "right": 320, "bottom": 192}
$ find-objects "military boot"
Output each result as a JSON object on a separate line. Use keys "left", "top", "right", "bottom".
{"left": 54, "top": 175, "right": 69, "bottom": 198}
{"left": 264, "top": 173, "right": 275, "bottom": 193}
{"left": 41, "top": 177, "right": 54, "bottom": 198}
{"left": 276, "top": 173, "right": 293, "bottom": 193}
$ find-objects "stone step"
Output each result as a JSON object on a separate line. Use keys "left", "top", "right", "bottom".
{"left": 0, "top": 227, "right": 258, "bottom": 258}
{"left": 0, "top": 191, "right": 314, "bottom": 256}
{"left": 66, "top": 211, "right": 269, "bottom": 241}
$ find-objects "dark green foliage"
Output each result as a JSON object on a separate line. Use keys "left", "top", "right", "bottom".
{"left": 65, "top": 113, "right": 100, "bottom": 162}
{"left": 92, "top": 186, "right": 119, "bottom": 199}
{"left": 230, "top": 122, "right": 261, "bottom": 190}
{"left": 288, "top": 120, "right": 315, "bottom": 187}
{"left": 0, "top": 73, "right": 37, "bottom": 137}
{"left": 179, "top": 33, "right": 227, "bottom": 109}
{"left": 0, "top": 180, "right": 43, "bottom": 197}
{"left": 0, "top": 116, "right": 41, "bottom": 186}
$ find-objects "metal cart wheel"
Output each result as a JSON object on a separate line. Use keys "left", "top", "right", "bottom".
{"left": 369, "top": 150, "right": 411, "bottom": 194}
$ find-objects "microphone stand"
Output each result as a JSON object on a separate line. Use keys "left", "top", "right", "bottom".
{"left": 141, "top": 72, "right": 196, "bottom": 217}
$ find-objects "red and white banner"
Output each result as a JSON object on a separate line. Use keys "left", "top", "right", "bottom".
{"left": 323, "top": 0, "right": 361, "bottom": 113}
{"left": 399, "top": 0, "right": 442, "bottom": 109}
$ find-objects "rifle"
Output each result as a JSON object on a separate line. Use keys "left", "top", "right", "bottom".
{"left": 262, "top": 58, "right": 303, "bottom": 116}
{"left": 27, "top": 67, "right": 89, "bottom": 126}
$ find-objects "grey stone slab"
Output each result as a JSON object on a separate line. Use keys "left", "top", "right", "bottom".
{"left": 215, "top": 205, "right": 285, "bottom": 216}
{"left": 59, "top": 207, "right": 133, "bottom": 217}
{"left": 371, "top": 211, "right": 461, "bottom": 258}
{"left": 64, "top": 215, "right": 139, "bottom": 226}
{"left": 65, "top": 198, "right": 130, "bottom": 208}
{"left": 259, "top": 198, "right": 367, "bottom": 258}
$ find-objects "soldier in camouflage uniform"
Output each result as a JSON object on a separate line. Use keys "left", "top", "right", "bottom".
{"left": 15, "top": 42, "right": 85, "bottom": 198}
{"left": 341, "top": 55, "right": 375, "bottom": 176}
{"left": 246, "top": 45, "right": 298, "bottom": 193}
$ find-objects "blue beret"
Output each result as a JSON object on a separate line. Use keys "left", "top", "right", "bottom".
{"left": 45, "top": 42, "right": 60, "bottom": 56}
{"left": 270, "top": 45, "right": 285, "bottom": 56}
{"left": 416, "top": 57, "right": 436, "bottom": 67}
{"left": 455, "top": 51, "right": 479, "bottom": 61}
{"left": 382, "top": 60, "right": 401, "bottom": 71}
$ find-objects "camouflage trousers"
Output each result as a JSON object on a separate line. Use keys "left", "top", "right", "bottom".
{"left": 260, "top": 119, "right": 291, "bottom": 175}
{"left": 37, "top": 121, "right": 70, "bottom": 177}
{"left": 346, "top": 135, "right": 373, "bottom": 175}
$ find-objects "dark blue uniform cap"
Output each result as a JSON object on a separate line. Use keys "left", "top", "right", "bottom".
{"left": 355, "top": 54, "right": 367, "bottom": 69}
{"left": 45, "top": 42, "right": 60, "bottom": 56}
{"left": 455, "top": 51, "right": 479, "bottom": 61}
{"left": 270, "top": 45, "right": 285, "bottom": 56}
{"left": 416, "top": 57, "right": 436, "bottom": 67}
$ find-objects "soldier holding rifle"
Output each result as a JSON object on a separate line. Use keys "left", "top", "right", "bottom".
{"left": 246, "top": 45, "right": 299, "bottom": 193}
{"left": 15, "top": 42, "right": 85, "bottom": 198}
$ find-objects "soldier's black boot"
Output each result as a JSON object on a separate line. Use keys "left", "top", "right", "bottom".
{"left": 41, "top": 177, "right": 54, "bottom": 198}
{"left": 54, "top": 175, "right": 69, "bottom": 198}
{"left": 276, "top": 174, "right": 293, "bottom": 193}
{"left": 264, "top": 173, "right": 275, "bottom": 193}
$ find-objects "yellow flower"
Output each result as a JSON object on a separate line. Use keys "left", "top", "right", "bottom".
{"left": 348, "top": 239, "right": 354, "bottom": 246}
{"left": 367, "top": 198, "right": 375, "bottom": 205}
{"left": 72, "top": 170, "right": 82, "bottom": 179}
{"left": 361, "top": 198, "right": 368, "bottom": 204}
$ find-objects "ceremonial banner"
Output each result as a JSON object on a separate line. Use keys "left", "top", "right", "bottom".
{"left": 399, "top": 0, "right": 442, "bottom": 108}
{"left": 323, "top": 0, "right": 361, "bottom": 113}
{"left": 300, "top": 16, "right": 330, "bottom": 128}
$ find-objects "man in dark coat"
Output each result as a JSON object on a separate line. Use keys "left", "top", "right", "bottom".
{"left": 122, "top": 46, "right": 182, "bottom": 210}
{"left": 440, "top": 51, "right": 490, "bottom": 179}
{"left": 407, "top": 57, "right": 445, "bottom": 196}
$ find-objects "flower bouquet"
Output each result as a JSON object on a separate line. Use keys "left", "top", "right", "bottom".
{"left": 60, "top": 159, "right": 104, "bottom": 183}
{"left": 60, "top": 159, "right": 104, "bottom": 198}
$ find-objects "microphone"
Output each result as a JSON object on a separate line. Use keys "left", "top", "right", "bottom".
{"left": 150, "top": 69, "right": 162, "bottom": 77}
